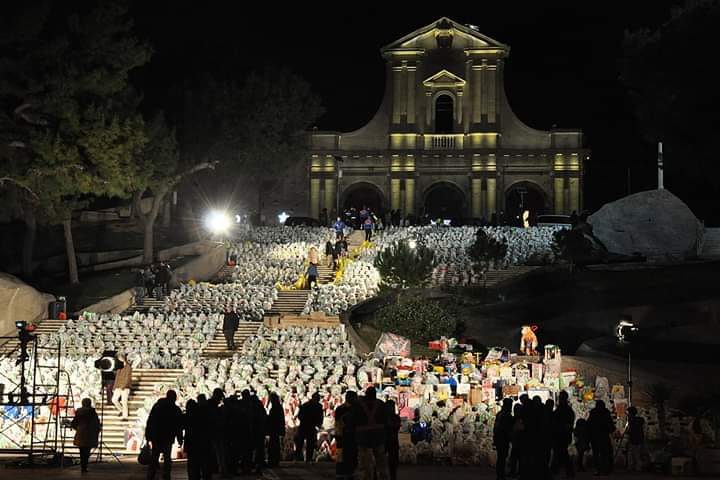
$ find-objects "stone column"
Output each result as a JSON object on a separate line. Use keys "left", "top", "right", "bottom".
{"left": 391, "top": 178, "right": 401, "bottom": 211}
{"left": 569, "top": 177, "right": 579, "bottom": 213}
{"left": 310, "top": 178, "right": 321, "bottom": 219}
{"left": 487, "top": 62, "right": 497, "bottom": 124}
{"left": 486, "top": 177, "right": 496, "bottom": 218}
{"left": 393, "top": 65, "right": 403, "bottom": 124}
{"left": 405, "top": 178, "right": 415, "bottom": 214}
{"left": 553, "top": 177, "right": 565, "bottom": 214}
{"left": 407, "top": 64, "right": 416, "bottom": 125}
{"left": 472, "top": 63, "right": 483, "bottom": 124}
{"left": 324, "top": 179, "right": 335, "bottom": 217}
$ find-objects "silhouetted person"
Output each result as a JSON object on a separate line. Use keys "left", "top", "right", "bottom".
{"left": 551, "top": 391, "right": 575, "bottom": 478}
{"left": 353, "top": 387, "right": 389, "bottom": 480}
{"left": 588, "top": 400, "right": 615, "bottom": 475}
{"left": 239, "top": 390, "right": 255, "bottom": 473}
{"left": 540, "top": 398, "right": 554, "bottom": 478}
{"left": 385, "top": 400, "right": 401, "bottom": 480}
{"left": 627, "top": 406, "right": 647, "bottom": 472}
{"left": 335, "top": 390, "right": 358, "bottom": 479}
{"left": 508, "top": 402, "right": 524, "bottom": 477}
{"left": 209, "top": 388, "right": 227, "bottom": 475}
{"left": 296, "top": 392, "right": 323, "bottom": 462}
{"left": 574, "top": 418, "right": 590, "bottom": 472}
{"left": 222, "top": 306, "right": 239, "bottom": 350}
{"left": 145, "top": 390, "right": 183, "bottom": 480}
{"left": 493, "top": 398, "right": 514, "bottom": 480}
{"left": 267, "top": 393, "right": 286, "bottom": 467}
{"left": 251, "top": 393, "right": 267, "bottom": 473}
{"left": 185, "top": 396, "right": 213, "bottom": 480}
{"left": 71, "top": 398, "right": 101, "bottom": 474}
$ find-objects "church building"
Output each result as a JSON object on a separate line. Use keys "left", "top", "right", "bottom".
{"left": 307, "top": 17, "right": 588, "bottom": 223}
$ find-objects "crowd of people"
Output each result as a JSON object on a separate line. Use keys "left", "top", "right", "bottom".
{"left": 134, "top": 261, "right": 173, "bottom": 305}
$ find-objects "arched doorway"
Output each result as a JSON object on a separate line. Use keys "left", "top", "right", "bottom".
{"left": 435, "top": 94, "right": 454, "bottom": 133}
{"left": 505, "top": 182, "right": 546, "bottom": 226}
{"left": 342, "top": 182, "right": 384, "bottom": 213}
{"left": 423, "top": 182, "right": 466, "bottom": 222}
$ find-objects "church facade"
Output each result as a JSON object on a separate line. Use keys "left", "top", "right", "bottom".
{"left": 307, "top": 17, "right": 588, "bottom": 223}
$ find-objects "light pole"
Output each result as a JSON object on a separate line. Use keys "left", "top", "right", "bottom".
{"left": 615, "top": 315, "right": 639, "bottom": 405}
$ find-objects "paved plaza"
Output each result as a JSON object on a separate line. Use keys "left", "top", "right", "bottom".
{"left": 0, "top": 458, "right": 685, "bottom": 480}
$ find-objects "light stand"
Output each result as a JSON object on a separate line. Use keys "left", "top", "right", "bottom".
{"left": 615, "top": 317, "right": 639, "bottom": 406}
{"left": 95, "top": 384, "right": 121, "bottom": 464}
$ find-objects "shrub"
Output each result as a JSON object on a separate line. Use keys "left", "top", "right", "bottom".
{"left": 373, "top": 297, "right": 456, "bottom": 342}
{"left": 374, "top": 240, "right": 435, "bottom": 289}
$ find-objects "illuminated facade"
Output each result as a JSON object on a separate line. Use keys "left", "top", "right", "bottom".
{"left": 308, "top": 17, "right": 588, "bottom": 222}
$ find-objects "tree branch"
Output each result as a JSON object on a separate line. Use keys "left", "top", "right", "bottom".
{"left": 168, "top": 160, "right": 219, "bottom": 187}
{"left": 0, "top": 177, "right": 39, "bottom": 200}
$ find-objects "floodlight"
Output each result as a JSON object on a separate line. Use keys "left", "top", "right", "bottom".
{"left": 615, "top": 319, "right": 638, "bottom": 344}
{"left": 408, "top": 240, "right": 417, "bottom": 250}
{"left": 278, "top": 211, "right": 290, "bottom": 224}
{"left": 205, "top": 210, "right": 232, "bottom": 234}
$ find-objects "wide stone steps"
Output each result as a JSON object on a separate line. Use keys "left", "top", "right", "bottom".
{"left": 701, "top": 228, "right": 720, "bottom": 257}
{"left": 267, "top": 290, "right": 309, "bottom": 315}
{"left": 122, "top": 298, "right": 166, "bottom": 314}
{"left": 58, "top": 368, "right": 182, "bottom": 455}
{"left": 202, "top": 322, "right": 262, "bottom": 358}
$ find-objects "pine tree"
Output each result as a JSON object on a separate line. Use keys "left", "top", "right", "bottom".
{"left": 374, "top": 240, "right": 436, "bottom": 296}
{"left": 468, "top": 229, "right": 508, "bottom": 291}
{"left": 0, "top": 1, "right": 152, "bottom": 283}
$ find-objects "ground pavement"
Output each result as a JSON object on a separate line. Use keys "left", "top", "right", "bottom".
{"left": 0, "top": 459, "right": 684, "bottom": 480}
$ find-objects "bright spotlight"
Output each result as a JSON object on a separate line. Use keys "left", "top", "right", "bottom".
{"left": 408, "top": 239, "right": 417, "bottom": 250}
{"left": 278, "top": 211, "right": 290, "bottom": 224}
{"left": 205, "top": 210, "right": 231, "bottom": 234}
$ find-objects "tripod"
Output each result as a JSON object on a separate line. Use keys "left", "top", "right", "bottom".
{"left": 95, "top": 383, "right": 122, "bottom": 464}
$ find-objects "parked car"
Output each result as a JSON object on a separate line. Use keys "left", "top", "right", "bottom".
{"left": 536, "top": 214, "right": 573, "bottom": 228}
{"left": 283, "top": 216, "right": 321, "bottom": 227}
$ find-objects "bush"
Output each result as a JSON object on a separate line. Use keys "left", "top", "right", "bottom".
{"left": 373, "top": 297, "right": 456, "bottom": 342}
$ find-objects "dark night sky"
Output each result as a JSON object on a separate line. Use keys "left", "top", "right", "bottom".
{"left": 129, "top": 0, "right": 683, "bottom": 212}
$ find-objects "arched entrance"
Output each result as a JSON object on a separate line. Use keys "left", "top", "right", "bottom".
{"left": 423, "top": 182, "right": 467, "bottom": 221}
{"left": 505, "top": 182, "right": 546, "bottom": 226}
{"left": 342, "top": 182, "right": 384, "bottom": 214}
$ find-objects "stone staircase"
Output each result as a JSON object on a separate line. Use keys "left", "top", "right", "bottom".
{"left": 268, "top": 290, "right": 310, "bottom": 315}
{"left": 431, "top": 265, "right": 539, "bottom": 288}
{"left": 701, "top": 228, "right": 720, "bottom": 257}
{"left": 122, "top": 297, "right": 165, "bottom": 314}
{"left": 201, "top": 321, "right": 262, "bottom": 358}
{"left": 60, "top": 368, "right": 183, "bottom": 455}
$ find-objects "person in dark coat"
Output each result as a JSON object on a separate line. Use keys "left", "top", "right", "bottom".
{"left": 267, "top": 393, "right": 286, "bottom": 467}
{"left": 493, "top": 398, "right": 514, "bottom": 480}
{"left": 573, "top": 418, "right": 590, "bottom": 472}
{"left": 222, "top": 306, "right": 239, "bottom": 350}
{"left": 385, "top": 400, "right": 401, "bottom": 480}
{"left": 587, "top": 400, "right": 615, "bottom": 476}
{"left": 334, "top": 390, "right": 358, "bottom": 480}
{"left": 353, "top": 387, "right": 389, "bottom": 480}
{"left": 508, "top": 402, "right": 524, "bottom": 477}
{"left": 134, "top": 269, "right": 146, "bottom": 305}
{"left": 71, "top": 398, "right": 101, "bottom": 473}
{"left": 296, "top": 392, "right": 323, "bottom": 462}
{"left": 306, "top": 262, "right": 319, "bottom": 290}
{"left": 251, "top": 393, "right": 268, "bottom": 473}
{"left": 551, "top": 391, "right": 576, "bottom": 478}
{"left": 185, "top": 396, "right": 213, "bottom": 480}
{"left": 209, "top": 388, "right": 228, "bottom": 476}
{"left": 145, "top": 390, "right": 183, "bottom": 480}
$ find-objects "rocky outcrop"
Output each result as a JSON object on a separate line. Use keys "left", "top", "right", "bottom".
{"left": 589, "top": 190, "right": 703, "bottom": 258}
{"left": 0, "top": 273, "right": 55, "bottom": 335}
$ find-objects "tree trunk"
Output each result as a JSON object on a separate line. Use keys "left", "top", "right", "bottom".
{"left": 162, "top": 196, "right": 171, "bottom": 228}
{"left": 143, "top": 221, "right": 155, "bottom": 265}
{"left": 22, "top": 209, "right": 37, "bottom": 278}
{"left": 62, "top": 218, "right": 79, "bottom": 284}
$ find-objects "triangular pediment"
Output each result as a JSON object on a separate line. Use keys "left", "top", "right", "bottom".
{"left": 381, "top": 17, "right": 509, "bottom": 53}
{"left": 423, "top": 69, "right": 466, "bottom": 88}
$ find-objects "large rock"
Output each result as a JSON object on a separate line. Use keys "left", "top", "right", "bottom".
{"left": 588, "top": 189, "right": 703, "bottom": 258}
{"left": 0, "top": 273, "right": 55, "bottom": 335}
